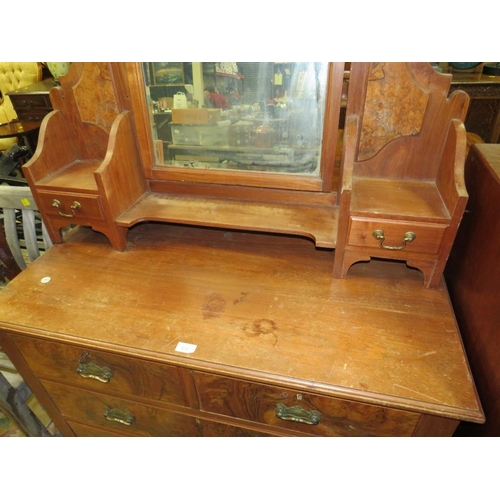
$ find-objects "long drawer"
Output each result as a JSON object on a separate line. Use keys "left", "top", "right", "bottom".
{"left": 43, "top": 380, "right": 201, "bottom": 437}
{"left": 47, "top": 380, "right": 275, "bottom": 437}
{"left": 12, "top": 336, "right": 187, "bottom": 407}
{"left": 193, "top": 372, "right": 420, "bottom": 437}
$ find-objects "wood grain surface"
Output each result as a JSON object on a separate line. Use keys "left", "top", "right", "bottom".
{"left": 0, "top": 223, "right": 483, "bottom": 424}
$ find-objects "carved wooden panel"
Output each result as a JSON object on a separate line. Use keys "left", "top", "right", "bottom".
{"left": 358, "top": 63, "right": 429, "bottom": 161}
{"left": 73, "top": 63, "right": 119, "bottom": 132}
{"left": 450, "top": 82, "right": 500, "bottom": 143}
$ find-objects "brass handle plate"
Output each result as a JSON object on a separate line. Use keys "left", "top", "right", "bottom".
{"left": 275, "top": 403, "right": 321, "bottom": 425}
{"left": 77, "top": 353, "right": 113, "bottom": 383}
{"left": 104, "top": 408, "right": 135, "bottom": 426}
{"left": 52, "top": 199, "right": 81, "bottom": 218}
{"left": 372, "top": 229, "right": 416, "bottom": 251}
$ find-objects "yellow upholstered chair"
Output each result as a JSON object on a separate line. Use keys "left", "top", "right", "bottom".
{"left": 0, "top": 62, "right": 42, "bottom": 152}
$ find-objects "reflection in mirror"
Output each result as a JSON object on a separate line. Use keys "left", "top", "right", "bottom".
{"left": 143, "top": 62, "right": 329, "bottom": 176}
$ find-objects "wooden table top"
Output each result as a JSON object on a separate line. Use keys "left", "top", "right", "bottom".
{"left": 0, "top": 223, "right": 484, "bottom": 423}
{"left": 0, "top": 120, "right": 41, "bottom": 138}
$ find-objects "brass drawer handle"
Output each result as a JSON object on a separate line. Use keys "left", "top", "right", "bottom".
{"left": 104, "top": 408, "right": 135, "bottom": 426}
{"left": 52, "top": 199, "right": 81, "bottom": 218}
{"left": 275, "top": 403, "right": 321, "bottom": 425}
{"left": 77, "top": 352, "right": 113, "bottom": 383}
{"left": 372, "top": 229, "right": 416, "bottom": 251}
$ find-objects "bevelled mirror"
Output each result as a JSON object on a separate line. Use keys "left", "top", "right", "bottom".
{"left": 138, "top": 62, "right": 344, "bottom": 192}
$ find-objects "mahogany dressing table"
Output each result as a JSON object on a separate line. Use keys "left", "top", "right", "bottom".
{"left": 0, "top": 62, "right": 484, "bottom": 436}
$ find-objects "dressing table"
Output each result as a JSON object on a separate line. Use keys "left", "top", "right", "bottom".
{"left": 0, "top": 62, "right": 484, "bottom": 436}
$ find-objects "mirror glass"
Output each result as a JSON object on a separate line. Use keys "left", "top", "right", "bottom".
{"left": 142, "top": 62, "right": 329, "bottom": 176}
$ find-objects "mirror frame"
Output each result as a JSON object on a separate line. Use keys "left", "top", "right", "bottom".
{"left": 125, "top": 62, "right": 345, "bottom": 199}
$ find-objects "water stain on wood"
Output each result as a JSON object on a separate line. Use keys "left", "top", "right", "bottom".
{"left": 203, "top": 293, "right": 226, "bottom": 319}
{"left": 244, "top": 319, "right": 278, "bottom": 346}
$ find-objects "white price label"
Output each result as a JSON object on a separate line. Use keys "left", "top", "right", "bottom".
{"left": 175, "top": 342, "right": 197, "bottom": 354}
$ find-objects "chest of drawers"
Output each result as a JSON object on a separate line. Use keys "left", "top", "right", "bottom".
{"left": 0, "top": 224, "right": 484, "bottom": 437}
{"left": 7, "top": 79, "right": 54, "bottom": 122}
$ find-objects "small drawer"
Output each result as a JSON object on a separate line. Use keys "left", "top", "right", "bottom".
{"left": 43, "top": 380, "right": 201, "bottom": 437}
{"left": 193, "top": 372, "right": 420, "bottom": 437}
{"left": 11, "top": 336, "right": 187, "bottom": 407}
{"left": 347, "top": 217, "right": 446, "bottom": 255}
{"left": 15, "top": 110, "right": 51, "bottom": 121}
{"left": 10, "top": 94, "right": 52, "bottom": 109}
{"left": 37, "top": 190, "right": 105, "bottom": 221}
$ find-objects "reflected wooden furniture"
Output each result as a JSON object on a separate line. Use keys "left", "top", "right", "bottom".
{"left": 445, "top": 144, "right": 500, "bottom": 437}
{"left": 334, "top": 63, "right": 469, "bottom": 288}
{"left": 0, "top": 224, "right": 484, "bottom": 436}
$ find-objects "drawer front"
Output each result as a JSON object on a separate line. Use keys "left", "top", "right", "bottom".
{"left": 193, "top": 372, "right": 420, "bottom": 437}
{"left": 43, "top": 380, "right": 201, "bottom": 437}
{"left": 10, "top": 94, "right": 52, "bottom": 110}
{"left": 348, "top": 217, "right": 446, "bottom": 255}
{"left": 37, "top": 190, "right": 105, "bottom": 221}
{"left": 14, "top": 109, "right": 51, "bottom": 121}
{"left": 12, "top": 336, "right": 187, "bottom": 407}
{"left": 68, "top": 412, "right": 273, "bottom": 437}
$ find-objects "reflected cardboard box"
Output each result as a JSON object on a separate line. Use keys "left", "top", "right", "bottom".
{"left": 171, "top": 121, "right": 230, "bottom": 146}
{"left": 172, "top": 108, "right": 221, "bottom": 124}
